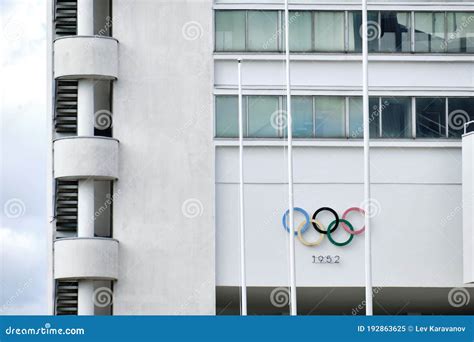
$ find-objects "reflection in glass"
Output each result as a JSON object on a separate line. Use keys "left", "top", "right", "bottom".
{"left": 248, "top": 96, "right": 280, "bottom": 138}
{"left": 315, "top": 12, "right": 345, "bottom": 51}
{"left": 415, "top": 12, "right": 445, "bottom": 52}
{"left": 416, "top": 98, "right": 446, "bottom": 138}
{"left": 447, "top": 12, "right": 474, "bottom": 53}
{"left": 381, "top": 97, "right": 412, "bottom": 138}
{"left": 380, "top": 12, "right": 411, "bottom": 52}
{"left": 448, "top": 98, "right": 474, "bottom": 138}
{"left": 215, "top": 11, "right": 246, "bottom": 51}
{"left": 215, "top": 96, "right": 239, "bottom": 138}
{"left": 248, "top": 11, "right": 279, "bottom": 51}
{"left": 289, "top": 11, "right": 313, "bottom": 52}
{"left": 315, "top": 97, "right": 345, "bottom": 138}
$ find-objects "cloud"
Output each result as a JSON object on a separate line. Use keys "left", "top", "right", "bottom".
{"left": 0, "top": 0, "right": 48, "bottom": 314}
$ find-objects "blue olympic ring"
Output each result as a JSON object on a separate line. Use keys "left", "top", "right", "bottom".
{"left": 282, "top": 207, "right": 310, "bottom": 235}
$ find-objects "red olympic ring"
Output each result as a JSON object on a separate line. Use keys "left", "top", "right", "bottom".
{"left": 341, "top": 207, "right": 365, "bottom": 235}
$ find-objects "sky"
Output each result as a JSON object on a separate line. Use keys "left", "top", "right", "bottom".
{"left": 0, "top": 0, "right": 48, "bottom": 314}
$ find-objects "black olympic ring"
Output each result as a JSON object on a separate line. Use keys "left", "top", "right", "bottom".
{"left": 312, "top": 207, "right": 339, "bottom": 235}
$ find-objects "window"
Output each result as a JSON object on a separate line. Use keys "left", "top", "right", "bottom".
{"left": 215, "top": 10, "right": 474, "bottom": 53}
{"left": 247, "top": 11, "right": 279, "bottom": 51}
{"left": 215, "top": 96, "right": 473, "bottom": 140}
{"left": 314, "top": 12, "right": 345, "bottom": 52}
{"left": 415, "top": 12, "right": 445, "bottom": 53}
{"left": 215, "top": 11, "right": 246, "bottom": 51}
{"left": 315, "top": 97, "right": 345, "bottom": 138}
{"left": 448, "top": 98, "right": 474, "bottom": 138}
{"left": 447, "top": 13, "right": 474, "bottom": 53}
{"left": 348, "top": 11, "right": 363, "bottom": 52}
{"left": 247, "top": 96, "right": 280, "bottom": 137}
{"left": 289, "top": 11, "right": 313, "bottom": 52}
{"left": 349, "top": 97, "right": 380, "bottom": 138}
{"left": 381, "top": 97, "right": 412, "bottom": 138}
{"left": 416, "top": 98, "right": 446, "bottom": 138}
{"left": 290, "top": 96, "right": 314, "bottom": 138}
{"left": 215, "top": 96, "right": 239, "bottom": 138}
{"left": 379, "top": 12, "right": 411, "bottom": 52}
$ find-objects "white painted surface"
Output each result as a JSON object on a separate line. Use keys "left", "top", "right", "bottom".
{"left": 463, "top": 133, "right": 474, "bottom": 283}
{"left": 54, "top": 238, "right": 119, "bottom": 280}
{"left": 53, "top": 137, "right": 119, "bottom": 180}
{"left": 215, "top": 60, "right": 474, "bottom": 92}
{"left": 112, "top": 0, "right": 215, "bottom": 315}
{"left": 54, "top": 36, "right": 118, "bottom": 80}
{"left": 216, "top": 146, "right": 464, "bottom": 287}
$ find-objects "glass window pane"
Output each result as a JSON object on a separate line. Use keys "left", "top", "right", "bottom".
{"left": 367, "top": 11, "right": 380, "bottom": 52}
{"left": 349, "top": 97, "right": 363, "bottom": 138}
{"left": 381, "top": 97, "right": 412, "bottom": 138}
{"left": 348, "top": 11, "right": 362, "bottom": 52}
{"left": 315, "top": 97, "right": 345, "bottom": 138}
{"left": 369, "top": 98, "right": 381, "bottom": 138}
{"left": 215, "top": 96, "right": 239, "bottom": 138}
{"left": 215, "top": 11, "right": 246, "bottom": 51}
{"left": 289, "top": 11, "right": 312, "bottom": 52}
{"left": 416, "top": 98, "right": 446, "bottom": 138}
{"left": 348, "top": 97, "right": 380, "bottom": 138}
{"left": 448, "top": 98, "right": 474, "bottom": 138}
{"left": 415, "top": 12, "right": 445, "bottom": 53}
{"left": 248, "top": 11, "right": 279, "bottom": 51}
{"left": 291, "top": 96, "right": 313, "bottom": 138}
{"left": 315, "top": 12, "right": 345, "bottom": 52}
{"left": 248, "top": 96, "right": 280, "bottom": 137}
{"left": 380, "top": 12, "right": 411, "bottom": 52}
{"left": 447, "top": 13, "right": 474, "bottom": 53}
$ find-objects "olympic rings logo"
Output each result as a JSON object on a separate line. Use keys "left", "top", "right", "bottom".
{"left": 282, "top": 207, "right": 366, "bottom": 247}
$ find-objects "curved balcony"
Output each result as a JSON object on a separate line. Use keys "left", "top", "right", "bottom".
{"left": 54, "top": 36, "right": 118, "bottom": 80}
{"left": 54, "top": 238, "right": 119, "bottom": 280}
{"left": 54, "top": 137, "right": 119, "bottom": 180}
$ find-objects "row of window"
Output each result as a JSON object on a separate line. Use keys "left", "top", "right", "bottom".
{"left": 215, "top": 10, "right": 474, "bottom": 53}
{"left": 215, "top": 96, "right": 474, "bottom": 139}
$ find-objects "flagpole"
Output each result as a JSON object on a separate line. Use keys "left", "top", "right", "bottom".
{"left": 237, "top": 59, "right": 248, "bottom": 316}
{"left": 362, "top": 0, "right": 373, "bottom": 316}
{"left": 284, "top": 0, "right": 297, "bottom": 316}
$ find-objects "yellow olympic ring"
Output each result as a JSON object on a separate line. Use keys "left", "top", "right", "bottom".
{"left": 297, "top": 219, "right": 326, "bottom": 247}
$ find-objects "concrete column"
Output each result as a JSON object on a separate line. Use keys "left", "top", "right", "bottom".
{"left": 77, "top": 0, "right": 95, "bottom": 316}
{"left": 77, "top": 279, "right": 95, "bottom": 315}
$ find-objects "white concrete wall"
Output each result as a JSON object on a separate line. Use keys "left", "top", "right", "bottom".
{"left": 216, "top": 145, "right": 464, "bottom": 287}
{"left": 112, "top": 0, "right": 215, "bottom": 314}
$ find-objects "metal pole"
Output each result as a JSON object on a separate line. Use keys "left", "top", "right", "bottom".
{"left": 76, "top": 0, "right": 95, "bottom": 316}
{"left": 362, "top": 0, "right": 373, "bottom": 316}
{"left": 237, "top": 59, "right": 247, "bottom": 316}
{"left": 284, "top": 0, "right": 297, "bottom": 316}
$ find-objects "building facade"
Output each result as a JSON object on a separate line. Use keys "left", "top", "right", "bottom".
{"left": 47, "top": 0, "right": 474, "bottom": 315}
